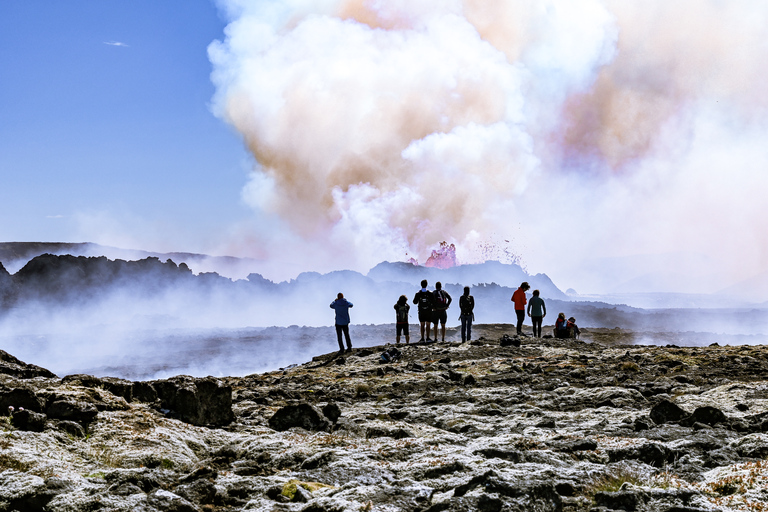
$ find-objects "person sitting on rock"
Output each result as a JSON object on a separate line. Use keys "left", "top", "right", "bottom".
{"left": 394, "top": 295, "right": 410, "bottom": 345}
{"left": 568, "top": 317, "right": 581, "bottom": 338}
{"left": 554, "top": 313, "right": 569, "bottom": 338}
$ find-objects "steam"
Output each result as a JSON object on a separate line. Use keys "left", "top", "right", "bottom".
{"left": 209, "top": 0, "right": 768, "bottom": 294}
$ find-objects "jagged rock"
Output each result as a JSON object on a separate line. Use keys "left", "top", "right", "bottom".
{"left": 152, "top": 376, "right": 234, "bottom": 427}
{"left": 650, "top": 399, "right": 689, "bottom": 424}
{"left": 0, "top": 386, "right": 45, "bottom": 413}
{"left": 268, "top": 403, "right": 331, "bottom": 432}
{"left": 46, "top": 399, "right": 98, "bottom": 425}
{"left": 680, "top": 406, "right": 728, "bottom": 427}
{"left": 0, "top": 351, "right": 56, "bottom": 379}
{"left": 142, "top": 488, "right": 199, "bottom": 512}
{"left": 499, "top": 334, "right": 520, "bottom": 347}
{"left": 322, "top": 402, "right": 341, "bottom": 423}
{"left": 54, "top": 419, "right": 86, "bottom": 437}
{"left": 11, "top": 409, "right": 46, "bottom": 432}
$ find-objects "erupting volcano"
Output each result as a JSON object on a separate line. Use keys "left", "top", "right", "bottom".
{"left": 424, "top": 242, "right": 457, "bottom": 269}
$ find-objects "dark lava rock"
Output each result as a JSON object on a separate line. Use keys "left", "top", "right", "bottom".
{"left": 11, "top": 409, "right": 46, "bottom": 432}
{"left": 54, "top": 420, "right": 86, "bottom": 437}
{"left": 46, "top": 400, "right": 98, "bottom": 425}
{"left": 322, "top": 402, "right": 341, "bottom": 423}
{"left": 499, "top": 334, "right": 520, "bottom": 347}
{"left": 681, "top": 406, "right": 728, "bottom": 427}
{"left": 366, "top": 426, "right": 414, "bottom": 439}
{"left": 0, "top": 386, "right": 45, "bottom": 413}
{"left": 608, "top": 442, "right": 673, "bottom": 467}
{"left": 463, "top": 374, "right": 476, "bottom": 386}
{"left": 300, "top": 451, "right": 336, "bottom": 470}
{"left": 152, "top": 376, "right": 234, "bottom": 427}
{"left": 0, "top": 350, "right": 57, "bottom": 379}
{"left": 175, "top": 479, "right": 217, "bottom": 506}
{"left": 650, "top": 399, "right": 689, "bottom": 424}
{"left": 268, "top": 403, "right": 331, "bottom": 432}
{"left": 422, "top": 461, "right": 466, "bottom": 479}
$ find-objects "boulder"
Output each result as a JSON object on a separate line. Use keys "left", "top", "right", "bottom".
{"left": 650, "top": 399, "right": 689, "bottom": 424}
{"left": 0, "top": 386, "right": 45, "bottom": 413}
{"left": 322, "top": 402, "right": 341, "bottom": 423}
{"left": 268, "top": 403, "right": 331, "bottom": 432}
{"left": 11, "top": 409, "right": 46, "bottom": 432}
{"left": 152, "top": 376, "right": 234, "bottom": 427}
{"left": 46, "top": 400, "right": 98, "bottom": 425}
{"left": 0, "top": 350, "right": 57, "bottom": 379}
{"left": 681, "top": 406, "right": 728, "bottom": 427}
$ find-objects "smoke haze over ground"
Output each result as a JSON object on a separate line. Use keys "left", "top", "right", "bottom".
{"left": 208, "top": 0, "right": 768, "bottom": 296}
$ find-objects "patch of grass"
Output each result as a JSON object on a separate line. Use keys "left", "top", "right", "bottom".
{"left": 0, "top": 453, "right": 33, "bottom": 472}
{"left": 160, "top": 458, "right": 174, "bottom": 470}
{"left": 620, "top": 362, "right": 640, "bottom": 372}
{"left": 84, "top": 471, "right": 106, "bottom": 479}
{"left": 583, "top": 467, "right": 645, "bottom": 497}
{"left": 281, "top": 480, "right": 334, "bottom": 501}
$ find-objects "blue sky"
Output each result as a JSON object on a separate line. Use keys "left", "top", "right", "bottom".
{"left": 0, "top": 1, "right": 250, "bottom": 253}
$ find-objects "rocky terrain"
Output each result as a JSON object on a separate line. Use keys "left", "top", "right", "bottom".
{"left": 2, "top": 326, "right": 768, "bottom": 511}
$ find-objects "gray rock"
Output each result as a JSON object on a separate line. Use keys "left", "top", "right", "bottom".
{"left": 11, "top": 409, "right": 46, "bottom": 432}
{"left": 152, "top": 376, "right": 234, "bottom": 427}
{"left": 650, "top": 399, "right": 689, "bottom": 424}
{"left": 268, "top": 403, "right": 331, "bottom": 432}
{"left": 46, "top": 399, "right": 98, "bottom": 425}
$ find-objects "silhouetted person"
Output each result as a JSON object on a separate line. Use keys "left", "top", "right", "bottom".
{"left": 511, "top": 281, "right": 530, "bottom": 336}
{"left": 413, "top": 279, "right": 434, "bottom": 343}
{"left": 459, "top": 286, "right": 475, "bottom": 342}
{"left": 555, "top": 312, "right": 568, "bottom": 338}
{"left": 330, "top": 292, "right": 353, "bottom": 353}
{"left": 527, "top": 289, "right": 546, "bottom": 338}
{"left": 432, "top": 281, "right": 452, "bottom": 342}
{"left": 394, "top": 294, "right": 410, "bottom": 344}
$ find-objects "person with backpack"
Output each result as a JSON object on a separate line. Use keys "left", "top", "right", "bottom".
{"left": 511, "top": 281, "right": 530, "bottom": 336}
{"left": 394, "top": 295, "right": 410, "bottom": 344}
{"left": 413, "top": 279, "right": 434, "bottom": 343}
{"left": 330, "top": 292, "right": 354, "bottom": 353}
{"left": 432, "top": 281, "right": 452, "bottom": 342}
{"left": 527, "top": 289, "right": 546, "bottom": 338}
{"left": 459, "top": 286, "right": 475, "bottom": 342}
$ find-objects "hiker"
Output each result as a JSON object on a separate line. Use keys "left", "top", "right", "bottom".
{"left": 568, "top": 317, "right": 581, "bottom": 338}
{"left": 554, "top": 312, "right": 569, "bottom": 338}
{"left": 459, "top": 286, "right": 475, "bottom": 342}
{"left": 511, "top": 281, "right": 530, "bottom": 336}
{"left": 394, "top": 294, "right": 410, "bottom": 344}
{"left": 413, "top": 279, "right": 434, "bottom": 342}
{"left": 432, "top": 281, "right": 452, "bottom": 342}
{"left": 330, "top": 292, "right": 353, "bottom": 353}
{"left": 527, "top": 289, "right": 546, "bottom": 338}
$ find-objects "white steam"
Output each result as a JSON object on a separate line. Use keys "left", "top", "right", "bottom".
{"left": 210, "top": 0, "right": 768, "bottom": 295}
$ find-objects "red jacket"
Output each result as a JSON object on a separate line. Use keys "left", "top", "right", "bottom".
{"left": 512, "top": 288, "right": 527, "bottom": 310}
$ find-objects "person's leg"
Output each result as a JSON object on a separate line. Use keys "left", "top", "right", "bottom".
{"left": 461, "top": 315, "right": 467, "bottom": 342}
{"left": 467, "top": 317, "right": 472, "bottom": 341}
{"left": 343, "top": 325, "right": 351, "bottom": 350}
{"left": 405, "top": 324, "right": 410, "bottom": 344}
{"left": 335, "top": 324, "right": 344, "bottom": 351}
{"left": 516, "top": 310, "right": 525, "bottom": 334}
{"left": 419, "top": 321, "right": 425, "bottom": 341}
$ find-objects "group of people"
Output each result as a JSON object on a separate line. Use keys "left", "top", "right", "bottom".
{"left": 511, "top": 281, "right": 580, "bottom": 339}
{"left": 329, "top": 280, "right": 580, "bottom": 353}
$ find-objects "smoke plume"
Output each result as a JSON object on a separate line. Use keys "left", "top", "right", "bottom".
{"left": 209, "top": 0, "right": 768, "bottom": 294}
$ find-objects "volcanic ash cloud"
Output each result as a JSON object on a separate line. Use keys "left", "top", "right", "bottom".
{"left": 209, "top": 1, "right": 768, "bottom": 290}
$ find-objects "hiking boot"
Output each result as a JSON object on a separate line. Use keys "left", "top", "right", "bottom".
{"left": 345, "top": 348, "right": 352, "bottom": 353}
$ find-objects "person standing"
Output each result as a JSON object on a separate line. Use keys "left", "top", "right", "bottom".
{"left": 527, "top": 289, "right": 546, "bottom": 338}
{"left": 459, "top": 286, "right": 475, "bottom": 342}
{"left": 330, "top": 292, "right": 353, "bottom": 353}
{"left": 432, "top": 282, "right": 452, "bottom": 342}
{"left": 511, "top": 281, "right": 530, "bottom": 336}
{"left": 394, "top": 295, "right": 410, "bottom": 344}
{"left": 413, "top": 280, "right": 434, "bottom": 343}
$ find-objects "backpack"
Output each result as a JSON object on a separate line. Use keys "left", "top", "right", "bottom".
{"left": 435, "top": 290, "right": 447, "bottom": 307}
{"left": 396, "top": 305, "right": 409, "bottom": 323}
{"left": 417, "top": 292, "right": 432, "bottom": 312}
